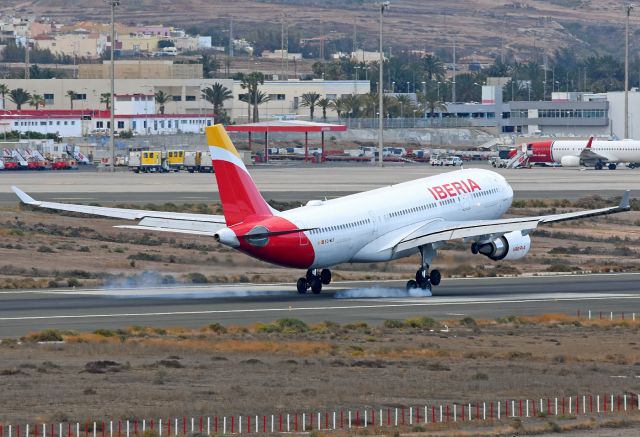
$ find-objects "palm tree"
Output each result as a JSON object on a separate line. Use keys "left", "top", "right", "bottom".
{"left": 0, "top": 84, "right": 9, "bottom": 109}
{"left": 422, "top": 54, "right": 445, "bottom": 81}
{"left": 29, "top": 94, "right": 45, "bottom": 110}
{"left": 394, "top": 94, "right": 414, "bottom": 118}
{"left": 202, "top": 83, "right": 233, "bottom": 116}
{"left": 422, "top": 94, "right": 447, "bottom": 118}
{"left": 154, "top": 90, "right": 172, "bottom": 115}
{"left": 317, "top": 98, "right": 331, "bottom": 120}
{"left": 328, "top": 97, "right": 349, "bottom": 118}
{"left": 239, "top": 72, "right": 265, "bottom": 122}
{"left": 300, "top": 92, "right": 321, "bottom": 120}
{"left": 100, "top": 93, "right": 111, "bottom": 110}
{"left": 9, "top": 88, "right": 31, "bottom": 110}
{"left": 66, "top": 90, "right": 77, "bottom": 110}
{"left": 247, "top": 90, "right": 269, "bottom": 122}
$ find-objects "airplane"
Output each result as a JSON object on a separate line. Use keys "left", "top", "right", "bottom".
{"left": 522, "top": 137, "right": 640, "bottom": 170}
{"left": 12, "top": 124, "right": 632, "bottom": 295}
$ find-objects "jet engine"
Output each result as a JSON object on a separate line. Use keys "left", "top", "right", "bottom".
{"left": 471, "top": 231, "right": 531, "bottom": 261}
{"left": 560, "top": 155, "right": 581, "bottom": 167}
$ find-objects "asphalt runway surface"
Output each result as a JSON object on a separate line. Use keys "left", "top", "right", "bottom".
{"left": 1, "top": 273, "right": 639, "bottom": 337}
{"left": 1, "top": 163, "right": 638, "bottom": 204}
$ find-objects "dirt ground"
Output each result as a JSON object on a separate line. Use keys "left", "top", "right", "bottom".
{"left": 1, "top": 316, "right": 640, "bottom": 435}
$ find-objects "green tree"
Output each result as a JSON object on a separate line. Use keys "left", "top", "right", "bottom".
{"left": 100, "top": 93, "right": 111, "bottom": 110}
{"left": 66, "top": 90, "right": 77, "bottom": 110}
{"left": 317, "top": 98, "right": 331, "bottom": 120}
{"left": 239, "top": 72, "right": 265, "bottom": 122}
{"left": 422, "top": 54, "right": 445, "bottom": 81}
{"left": 202, "top": 83, "right": 233, "bottom": 116}
{"left": 328, "top": 97, "right": 349, "bottom": 118}
{"left": 9, "top": 88, "right": 31, "bottom": 110}
{"left": 29, "top": 94, "right": 45, "bottom": 110}
{"left": 0, "top": 84, "right": 8, "bottom": 109}
{"left": 300, "top": 92, "right": 321, "bottom": 120}
{"left": 247, "top": 89, "right": 269, "bottom": 122}
{"left": 154, "top": 90, "right": 172, "bottom": 114}
{"left": 419, "top": 92, "right": 447, "bottom": 117}
{"left": 394, "top": 94, "right": 414, "bottom": 118}
{"left": 201, "top": 54, "right": 221, "bottom": 78}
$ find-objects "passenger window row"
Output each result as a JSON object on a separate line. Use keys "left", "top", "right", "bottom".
{"left": 310, "top": 218, "right": 371, "bottom": 234}
{"left": 473, "top": 187, "right": 499, "bottom": 198}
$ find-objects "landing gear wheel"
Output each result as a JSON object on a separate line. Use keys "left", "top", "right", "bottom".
{"left": 306, "top": 269, "right": 314, "bottom": 282}
{"left": 320, "top": 269, "right": 332, "bottom": 285}
{"left": 608, "top": 163, "right": 617, "bottom": 170}
{"left": 406, "top": 280, "right": 418, "bottom": 291}
{"left": 429, "top": 269, "right": 442, "bottom": 286}
{"left": 310, "top": 277, "right": 322, "bottom": 294}
{"left": 595, "top": 162, "right": 603, "bottom": 170}
{"left": 415, "top": 268, "right": 430, "bottom": 289}
{"left": 296, "top": 278, "right": 308, "bottom": 294}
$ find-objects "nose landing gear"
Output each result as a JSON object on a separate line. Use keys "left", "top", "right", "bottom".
{"left": 297, "top": 268, "right": 331, "bottom": 294}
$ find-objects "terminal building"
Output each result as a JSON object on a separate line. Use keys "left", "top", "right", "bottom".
{"left": 443, "top": 86, "right": 611, "bottom": 137}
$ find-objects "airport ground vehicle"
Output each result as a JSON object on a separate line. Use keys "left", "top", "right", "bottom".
{"left": 166, "top": 150, "right": 185, "bottom": 171}
{"left": 13, "top": 125, "right": 631, "bottom": 295}
{"left": 443, "top": 156, "right": 463, "bottom": 166}
{"left": 430, "top": 154, "right": 444, "bottom": 166}
{"left": 128, "top": 151, "right": 169, "bottom": 173}
{"left": 184, "top": 151, "right": 214, "bottom": 173}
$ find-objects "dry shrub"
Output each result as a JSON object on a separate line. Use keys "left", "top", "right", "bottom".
{"left": 66, "top": 333, "right": 123, "bottom": 344}
{"left": 131, "top": 338, "right": 332, "bottom": 357}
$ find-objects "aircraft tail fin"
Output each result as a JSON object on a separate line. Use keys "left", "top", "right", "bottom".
{"left": 206, "top": 125, "right": 273, "bottom": 226}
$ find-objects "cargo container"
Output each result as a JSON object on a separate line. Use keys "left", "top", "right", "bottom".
{"left": 184, "top": 151, "right": 214, "bottom": 173}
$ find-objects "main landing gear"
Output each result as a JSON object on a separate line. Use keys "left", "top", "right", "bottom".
{"left": 297, "top": 269, "right": 331, "bottom": 294}
{"left": 406, "top": 245, "right": 441, "bottom": 293}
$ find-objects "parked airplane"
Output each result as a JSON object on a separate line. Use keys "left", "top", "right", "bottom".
{"left": 12, "top": 125, "right": 631, "bottom": 294}
{"left": 523, "top": 137, "right": 640, "bottom": 169}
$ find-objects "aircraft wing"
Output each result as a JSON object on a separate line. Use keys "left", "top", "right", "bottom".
{"left": 12, "top": 186, "right": 227, "bottom": 236}
{"left": 579, "top": 148, "right": 616, "bottom": 163}
{"left": 394, "top": 191, "right": 631, "bottom": 253}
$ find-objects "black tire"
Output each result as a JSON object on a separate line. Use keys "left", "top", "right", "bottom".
{"left": 415, "top": 268, "right": 428, "bottom": 286}
{"left": 430, "top": 269, "right": 442, "bottom": 286}
{"left": 296, "top": 278, "right": 308, "bottom": 294}
{"left": 608, "top": 163, "right": 617, "bottom": 170}
{"left": 306, "top": 269, "right": 315, "bottom": 282}
{"left": 310, "top": 277, "right": 322, "bottom": 294}
{"left": 320, "top": 269, "right": 332, "bottom": 285}
{"left": 595, "top": 162, "right": 603, "bottom": 170}
{"left": 406, "top": 280, "right": 418, "bottom": 291}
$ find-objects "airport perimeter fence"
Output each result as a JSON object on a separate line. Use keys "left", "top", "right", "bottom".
{"left": 2, "top": 392, "right": 640, "bottom": 436}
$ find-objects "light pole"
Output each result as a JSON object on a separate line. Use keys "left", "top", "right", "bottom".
{"left": 437, "top": 81, "right": 441, "bottom": 101}
{"left": 625, "top": 4, "right": 634, "bottom": 138}
{"left": 378, "top": 1, "right": 389, "bottom": 168}
{"left": 406, "top": 81, "right": 410, "bottom": 93}
{"left": 107, "top": 0, "right": 120, "bottom": 172}
{"left": 421, "top": 81, "right": 426, "bottom": 96}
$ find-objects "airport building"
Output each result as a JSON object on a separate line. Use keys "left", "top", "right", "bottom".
{"left": 0, "top": 94, "right": 214, "bottom": 137}
{"left": 0, "top": 77, "right": 371, "bottom": 129}
{"left": 443, "top": 86, "right": 612, "bottom": 137}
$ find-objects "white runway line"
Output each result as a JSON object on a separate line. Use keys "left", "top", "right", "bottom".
{"left": 0, "top": 292, "right": 638, "bottom": 322}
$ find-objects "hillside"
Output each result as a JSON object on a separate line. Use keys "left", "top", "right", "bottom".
{"left": 4, "top": 0, "right": 639, "bottom": 61}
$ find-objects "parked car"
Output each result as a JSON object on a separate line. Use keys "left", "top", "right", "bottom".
{"left": 444, "top": 156, "right": 463, "bottom": 166}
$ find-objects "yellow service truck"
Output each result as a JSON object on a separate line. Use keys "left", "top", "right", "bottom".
{"left": 166, "top": 150, "right": 185, "bottom": 171}
{"left": 128, "top": 151, "right": 169, "bottom": 173}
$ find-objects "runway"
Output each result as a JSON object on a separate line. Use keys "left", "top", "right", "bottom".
{"left": 1, "top": 163, "right": 638, "bottom": 204}
{"left": 1, "top": 273, "right": 639, "bottom": 337}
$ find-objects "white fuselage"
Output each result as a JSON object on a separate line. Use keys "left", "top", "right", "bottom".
{"left": 552, "top": 140, "right": 640, "bottom": 163}
{"left": 278, "top": 168, "right": 513, "bottom": 268}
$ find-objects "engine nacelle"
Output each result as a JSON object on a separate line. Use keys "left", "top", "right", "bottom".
{"left": 560, "top": 155, "right": 581, "bottom": 167}
{"left": 472, "top": 231, "right": 531, "bottom": 261}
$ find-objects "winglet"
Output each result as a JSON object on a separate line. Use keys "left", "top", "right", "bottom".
{"left": 11, "top": 186, "right": 40, "bottom": 206}
{"left": 619, "top": 190, "right": 631, "bottom": 210}
{"left": 586, "top": 136, "right": 594, "bottom": 149}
